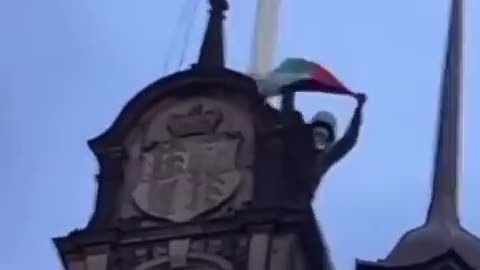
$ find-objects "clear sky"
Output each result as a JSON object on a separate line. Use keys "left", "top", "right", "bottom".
{"left": 1, "top": 1, "right": 479, "bottom": 269}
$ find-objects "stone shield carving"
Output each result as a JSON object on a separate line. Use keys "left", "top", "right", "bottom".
{"left": 133, "top": 133, "right": 242, "bottom": 223}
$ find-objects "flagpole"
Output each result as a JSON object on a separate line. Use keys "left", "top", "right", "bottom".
{"left": 250, "top": 0, "right": 282, "bottom": 109}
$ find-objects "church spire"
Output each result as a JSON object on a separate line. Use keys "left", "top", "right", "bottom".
{"left": 427, "top": 0, "right": 463, "bottom": 224}
{"left": 357, "top": 1, "right": 480, "bottom": 269}
{"left": 196, "top": 0, "right": 228, "bottom": 69}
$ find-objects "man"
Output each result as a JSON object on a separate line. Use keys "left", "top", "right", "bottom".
{"left": 283, "top": 93, "right": 367, "bottom": 202}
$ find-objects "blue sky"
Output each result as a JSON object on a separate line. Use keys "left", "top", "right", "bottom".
{"left": 1, "top": 1, "right": 479, "bottom": 269}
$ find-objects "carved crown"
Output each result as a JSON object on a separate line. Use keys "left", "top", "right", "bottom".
{"left": 167, "top": 105, "right": 222, "bottom": 137}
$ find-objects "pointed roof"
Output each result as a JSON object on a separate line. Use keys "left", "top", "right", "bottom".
{"left": 196, "top": 0, "right": 228, "bottom": 69}
{"left": 357, "top": 249, "right": 476, "bottom": 270}
{"left": 359, "top": 1, "right": 480, "bottom": 269}
{"left": 427, "top": 0, "right": 463, "bottom": 224}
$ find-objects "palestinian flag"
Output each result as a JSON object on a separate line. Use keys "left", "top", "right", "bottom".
{"left": 256, "top": 58, "right": 355, "bottom": 97}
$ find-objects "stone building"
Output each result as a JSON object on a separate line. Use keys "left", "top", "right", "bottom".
{"left": 53, "top": 1, "right": 480, "bottom": 270}
{"left": 53, "top": 1, "right": 331, "bottom": 269}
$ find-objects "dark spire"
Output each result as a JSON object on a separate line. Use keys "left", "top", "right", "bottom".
{"left": 196, "top": 0, "right": 228, "bottom": 69}
{"left": 427, "top": 0, "right": 463, "bottom": 224}
{"left": 356, "top": 0, "right": 480, "bottom": 269}
{"left": 364, "top": 1, "right": 480, "bottom": 268}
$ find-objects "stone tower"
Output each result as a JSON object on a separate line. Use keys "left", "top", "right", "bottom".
{"left": 356, "top": 1, "right": 480, "bottom": 270}
{"left": 53, "top": 1, "right": 331, "bottom": 269}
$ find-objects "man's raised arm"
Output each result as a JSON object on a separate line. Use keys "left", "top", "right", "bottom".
{"left": 314, "top": 93, "right": 367, "bottom": 179}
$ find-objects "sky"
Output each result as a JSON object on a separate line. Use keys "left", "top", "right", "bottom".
{"left": 0, "top": 0, "right": 479, "bottom": 269}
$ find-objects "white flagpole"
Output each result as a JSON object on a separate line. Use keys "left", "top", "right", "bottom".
{"left": 250, "top": 0, "right": 282, "bottom": 109}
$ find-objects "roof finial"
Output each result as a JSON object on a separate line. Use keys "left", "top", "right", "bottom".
{"left": 196, "top": 0, "right": 228, "bottom": 69}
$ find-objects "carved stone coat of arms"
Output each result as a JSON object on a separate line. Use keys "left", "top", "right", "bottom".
{"left": 133, "top": 122, "right": 242, "bottom": 222}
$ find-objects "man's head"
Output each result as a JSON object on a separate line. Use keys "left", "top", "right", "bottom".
{"left": 310, "top": 111, "right": 337, "bottom": 150}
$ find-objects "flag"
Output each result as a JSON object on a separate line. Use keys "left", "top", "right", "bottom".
{"left": 256, "top": 58, "right": 354, "bottom": 97}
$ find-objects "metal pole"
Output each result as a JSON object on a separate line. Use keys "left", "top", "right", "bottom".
{"left": 250, "top": 0, "right": 282, "bottom": 109}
